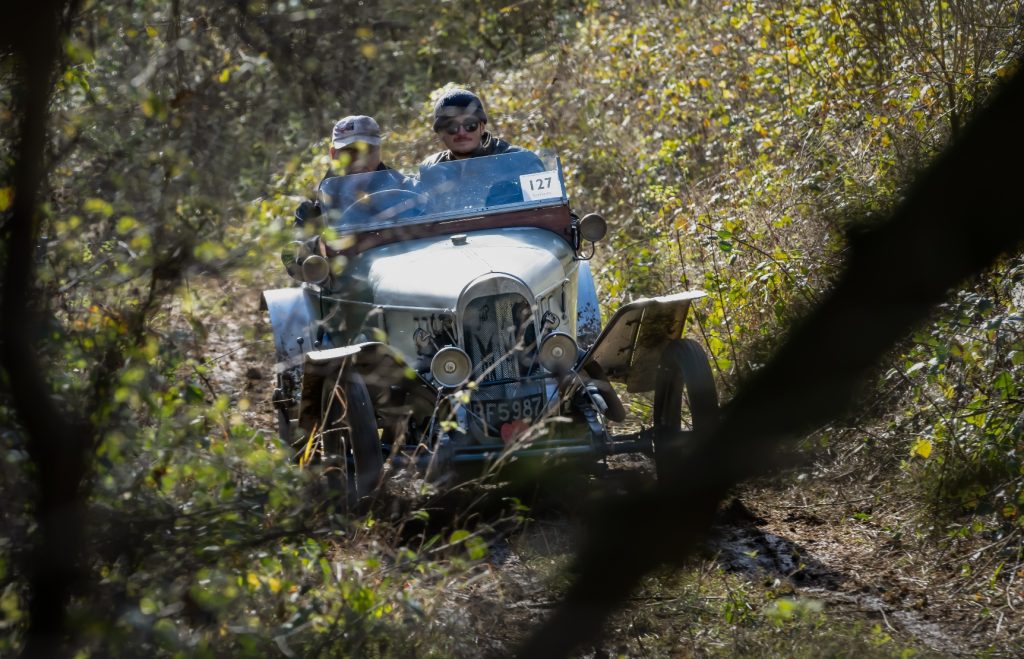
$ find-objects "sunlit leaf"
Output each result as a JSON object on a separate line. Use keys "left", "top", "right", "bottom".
{"left": 465, "top": 535, "right": 488, "bottom": 561}
{"left": 83, "top": 197, "right": 113, "bottom": 217}
{"left": 911, "top": 438, "right": 932, "bottom": 459}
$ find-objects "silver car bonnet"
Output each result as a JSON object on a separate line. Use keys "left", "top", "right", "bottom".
{"left": 356, "top": 227, "right": 576, "bottom": 309}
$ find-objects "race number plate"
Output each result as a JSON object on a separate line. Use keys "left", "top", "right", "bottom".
{"left": 519, "top": 170, "right": 562, "bottom": 201}
{"left": 472, "top": 393, "right": 545, "bottom": 436}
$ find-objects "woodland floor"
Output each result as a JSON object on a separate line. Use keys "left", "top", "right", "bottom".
{"left": 195, "top": 275, "right": 1024, "bottom": 658}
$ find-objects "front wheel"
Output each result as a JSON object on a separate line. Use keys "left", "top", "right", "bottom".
{"left": 652, "top": 338, "right": 719, "bottom": 479}
{"left": 319, "top": 366, "right": 383, "bottom": 506}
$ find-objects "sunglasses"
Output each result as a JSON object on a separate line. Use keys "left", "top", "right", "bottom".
{"left": 440, "top": 119, "right": 480, "bottom": 135}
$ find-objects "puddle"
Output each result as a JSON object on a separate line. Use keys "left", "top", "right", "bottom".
{"left": 712, "top": 522, "right": 843, "bottom": 589}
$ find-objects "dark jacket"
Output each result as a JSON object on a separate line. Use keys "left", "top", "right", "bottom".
{"left": 420, "top": 132, "right": 523, "bottom": 166}
{"left": 294, "top": 161, "right": 398, "bottom": 229}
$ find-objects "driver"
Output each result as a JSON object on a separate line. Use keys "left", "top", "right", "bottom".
{"left": 294, "top": 114, "right": 403, "bottom": 229}
{"left": 421, "top": 89, "right": 524, "bottom": 165}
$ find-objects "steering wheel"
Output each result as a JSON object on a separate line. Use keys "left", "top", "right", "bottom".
{"left": 337, "top": 189, "right": 429, "bottom": 226}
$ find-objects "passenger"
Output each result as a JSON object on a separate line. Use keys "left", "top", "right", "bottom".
{"left": 294, "top": 114, "right": 401, "bottom": 229}
{"left": 421, "top": 89, "right": 523, "bottom": 165}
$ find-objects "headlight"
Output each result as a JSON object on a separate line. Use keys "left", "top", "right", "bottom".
{"left": 430, "top": 346, "right": 472, "bottom": 387}
{"left": 579, "top": 213, "right": 607, "bottom": 242}
{"left": 539, "top": 332, "right": 578, "bottom": 374}
{"left": 301, "top": 254, "right": 330, "bottom": 284}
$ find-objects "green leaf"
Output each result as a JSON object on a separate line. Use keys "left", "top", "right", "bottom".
{"left": 993, "top": 371, "right": 1016, "bottom": 398}
{"left": 465, "top": 535, "right": 488, "bottom": 561}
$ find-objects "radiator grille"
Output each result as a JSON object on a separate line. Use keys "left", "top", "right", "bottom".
{"left": 463, "top": 292, "right": 533, "bottom": 383}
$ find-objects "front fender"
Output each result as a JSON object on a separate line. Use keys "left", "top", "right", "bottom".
{"left": 261, "top": 287, "right": 330, "bottom": 373}
{"left": 579, "top": 291, "right": 707, "bottom": 393}
{"left": 297, "top": 342, "right": 421, "bottom": 430}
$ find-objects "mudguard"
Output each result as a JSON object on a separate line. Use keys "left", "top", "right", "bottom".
{"left": 260, "top": 287, "right": 331, "bottom": 373}
{"left": 579, "top": 291, "right": 707, "bottom": 393}
{"left": 297, "top": 342, "right": 417, "bottom": 431}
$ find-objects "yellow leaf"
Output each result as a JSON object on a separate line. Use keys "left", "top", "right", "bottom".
{"left": 218, "top": 68, "right": 231, "bottom": 83}
{"left": 247, "top": 572, "right": 260, "bottom": 588}
{"left": 267, "top": 577, "right": 282, "bottom": 593}
{"left": 84, "top": 197, "right": 114, "bottom": 217}
{"left": 116, "top": 216, "right": 137, "bottom": 234}
{"left": 145, "top": 25, "right": 158, "bottom": 38}
{"left": 0, "top": 585, "right": 22, "bottom": 623}
{"left": 0, "top": 187, "right": 12, "bottom": 212}
{"left": 300, "top": 424, "right": 317, "bottom": 467}
{"left": 911, "top": 438, "right": 932, "bottom": 459}
{"left": 711, "top": 43, "right": 726, "bottom": 56}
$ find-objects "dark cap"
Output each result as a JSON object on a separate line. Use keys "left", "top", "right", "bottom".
{"left": 432, "top": 89, "right": 488, "bottom": 132}
{"left": 332, "top": 115, "right": 382, "bottom": 149}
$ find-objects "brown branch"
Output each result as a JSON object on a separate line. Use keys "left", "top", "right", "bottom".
{"left": 516, "top": 57, "right": 1024, "bottom": 659}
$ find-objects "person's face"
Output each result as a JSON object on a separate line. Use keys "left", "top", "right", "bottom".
{"left": 330, "top": 141, "right": 381, "bottom": 175}
{"left": 438, "top": 115, "right": 484, "bottom": 157}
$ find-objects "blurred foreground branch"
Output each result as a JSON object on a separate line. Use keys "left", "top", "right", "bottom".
{"left": 1, "top": 2, "right": 86, "bottom": 657}
{"left": 518, "top": 59, "right": 1024, "bottom": 659}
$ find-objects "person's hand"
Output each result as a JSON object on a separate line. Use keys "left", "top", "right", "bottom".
{"left": 281, "top": 235, "right": 326, "bottom": 280}
{"left": 294, "top": 199, "right": 321, "bottom": 227}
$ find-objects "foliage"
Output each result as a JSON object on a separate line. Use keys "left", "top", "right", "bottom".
{"left": 896, "top": 254, "right": 1024, "bottom": 536}
{"left": 474, "top": 0, "right": 1023, "bottom": 382}
{"left": 2, "top": 0, "right": 1023, "bottom": 655}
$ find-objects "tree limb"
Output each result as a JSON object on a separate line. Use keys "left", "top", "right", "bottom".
{"left": 0, "top": 2, "right": 87, "bottom": 656}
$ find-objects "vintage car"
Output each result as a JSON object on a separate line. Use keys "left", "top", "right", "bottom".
{"left": 262, "top": 150, "right": 719, "bottom": 500}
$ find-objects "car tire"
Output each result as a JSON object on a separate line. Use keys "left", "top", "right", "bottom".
{"left": 652, "top": 338, "right": 719, "bottom": 480}
{"left": 320, "top": 367, "right": 383, "bottom": 507}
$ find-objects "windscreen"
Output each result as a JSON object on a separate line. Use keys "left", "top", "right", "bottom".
{"left": 317, "top": 150, "right": 565, "bottom": 230}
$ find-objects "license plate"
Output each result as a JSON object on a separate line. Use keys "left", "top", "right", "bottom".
{"left": 471, "top": 394, "right": 545, "bottom": 436}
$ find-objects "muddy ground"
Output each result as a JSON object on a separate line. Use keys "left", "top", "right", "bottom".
{"left": 197, "top": 277, "right": 1023, "bottom": 657}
